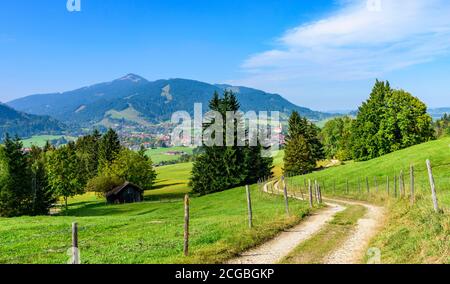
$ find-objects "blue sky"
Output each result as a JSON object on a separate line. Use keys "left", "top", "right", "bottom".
{"left": 1, "top": 0, "right": 450, "bottom": 111}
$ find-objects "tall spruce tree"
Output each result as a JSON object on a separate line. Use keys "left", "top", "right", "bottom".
{"left": 191, "top": 91, "right": 273, "bottom": 195}
{"left": 0, "top": 135, "right": 32, "bottom": 217}
{"left": 76, "top": 129, "right": 102, "bottom": 181}
{"left": 98, "top": 128, "right": 122, "bottom": 170}
{"left": 29, "top": 146, "right": 56, "bottom": 215}
{"left": 283, "top": 135, "right": 315, "bottom": 176}
{"left": 283, "top": 111, "right": 322, "bottom": 176}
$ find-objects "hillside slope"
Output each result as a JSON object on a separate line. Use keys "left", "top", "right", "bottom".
{"left": 8, "top": 74, "right": 334, "bottom": 128}
{"left": 287, "top": 137, "right": 450, "bottom": 264}
{"left": 0, "top": 104, "right": 66, "bottom": 140}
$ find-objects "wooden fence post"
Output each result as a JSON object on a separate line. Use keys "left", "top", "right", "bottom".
{"left": 358, "top": 178, "right": 362, "bottom": 194}
{"left": 314, "top": 180, "right": 319, "bottom": 203}
{"left": 282, "top": 176, "right": 290, "bottom": 216}
{"left": 184, "top": 194, "right": 190, "bottom": 256}
{"left": 318, "top": 184, "right": 323, "bottom": 204}
{"left": 246, "top": 185, "right": 253, "bottom": 228}
{"left": 410, "top": 165, "right": 415, "bottom": 205}
{"left": 400, "top": 170, "right": 405, "bottom": 198}
{"left": 366, "top": 177, "right": 370, "bottom": 194}
{"left": 426, "top": 160, "right": 440, "bottom": 213}
{"left": 333, "top": 180, "right": 336, "bottom": 195}
{"left": 394, "top": 175, "right": 397, "bottom": 198}
{"left": 71, "top": 222, "right": 79, "bottom": 264}
{"left": 346, "top": 179, "right": 349, "bottom": 195}
{"left": 386, "top": 176, "right": 390, "bottom": 196}
{"left": 374, "top": 176, "right": 378, "bottom": 193}
{"left": 308, "top": 179, "right": 313, "bottom": 208}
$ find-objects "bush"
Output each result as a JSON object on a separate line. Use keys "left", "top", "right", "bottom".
{"left": 86, "top": 175, "right": 124, "bottom": 197}
{"left": 104, "top": 149, "right": 156, "bottom": 190}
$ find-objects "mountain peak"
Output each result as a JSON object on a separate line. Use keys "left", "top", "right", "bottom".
{"left": 116, "top": 73, "right": 147, "bottom": 83}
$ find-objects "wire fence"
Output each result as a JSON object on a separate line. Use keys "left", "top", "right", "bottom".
{"left": 282, "top": 160, "right": 450, "bottom": 213}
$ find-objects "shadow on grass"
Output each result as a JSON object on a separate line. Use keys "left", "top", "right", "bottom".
{"left": 150, "top": 182, "right": 185, "bottom": 190}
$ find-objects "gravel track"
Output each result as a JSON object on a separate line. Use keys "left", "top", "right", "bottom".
{"left": 226, "top": 180, "right": 385, "bottom": 264}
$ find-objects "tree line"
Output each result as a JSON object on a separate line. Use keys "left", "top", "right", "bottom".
{"left": 284, "top": 80, "right": 436, "bottom": 175}
{"left": 0, "top": 129, "right": 156, "bottom": 217}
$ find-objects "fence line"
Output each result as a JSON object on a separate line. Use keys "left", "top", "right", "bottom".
{"left": 282, "top": 160, "right": 448, "bottom": 214}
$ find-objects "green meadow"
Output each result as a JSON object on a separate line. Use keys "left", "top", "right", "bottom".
{"left": 21, "top": 135, "right": 77, "bottom": 148}
{"left": 145, "top": 146, "right": 194, "bottom": 164}
{"left": 0, "top": 156, "right": 312, "bottom": 264}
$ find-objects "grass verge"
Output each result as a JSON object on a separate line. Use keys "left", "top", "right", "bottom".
{"left": 366, "top": 198, "right": 449, "bottom": 264}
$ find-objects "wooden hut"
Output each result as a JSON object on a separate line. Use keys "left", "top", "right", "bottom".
{"left": 106, "top": 182, "right": 144, "bottom": 204}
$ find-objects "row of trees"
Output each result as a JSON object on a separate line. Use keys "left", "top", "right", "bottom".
{"left": 284, "top": 80, "right": 435, "bottom": 176}
{"left": 320, "top": 80, "right": 435, "bottom": 162}
{"left": 190, "top": 91, "right": 273, "bottom": 195}
{"left": 0, "top": 129, "right": 156, "bottom": 217}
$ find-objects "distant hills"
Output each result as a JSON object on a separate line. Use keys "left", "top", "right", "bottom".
{"left": 428, "top": 108, "right": 450, "bottom": 120}
{"left": 7, "top": 74, "right": 335, "bottom": 130}
{"left": 0, "top": 104, "right": 66, "bottom": 141}
{"left": 325, "top": 108, "right": 449, "bottom": 120}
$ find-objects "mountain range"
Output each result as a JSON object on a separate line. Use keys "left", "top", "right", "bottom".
{"left": 0, "top": 103, "right": 65, "bottom": 140}
{"left": 7, "top": 74, "right": 335, "bottom": 131}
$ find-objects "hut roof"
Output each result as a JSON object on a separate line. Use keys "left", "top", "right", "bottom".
{"left": 106, "top": 182, "right": 143, "bottom": 198}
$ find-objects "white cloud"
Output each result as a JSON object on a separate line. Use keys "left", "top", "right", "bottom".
{"left": 237, "top": 0, "right": 450, "bottom": 85}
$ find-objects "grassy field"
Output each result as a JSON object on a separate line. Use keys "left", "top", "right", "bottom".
{"left": 0, "top": 153, "right": 314, "bottom": 264}
{"left": 146, "top": 162, "right": 193, "bottom": 200}
{"left": 21, "top": 135, "right": 77, "bottom": 148}
{"left": 285, "top": 137, "right": 450, "bottom": 264}
{"left": 145, "top": 147, "right": 194, "bottom": 164}
{"left": 0, "top": 184, "right": 311, "bottom": 264}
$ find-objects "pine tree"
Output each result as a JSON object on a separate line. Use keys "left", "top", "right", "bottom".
{"left": 76, "top": 129, "right": 102, "bottom": 181}
{"left": 29, "top": 146, "right": 56, "bottom": 215}
{"left": 191, "top": 91, "right": 272, "bottom": 195}
{"left": 283, "top": 112, "right": 322, "bottom": 176}
{"left": 0, "top": 135, "right": 32, "bottom": 217}
{"left": 98, "top": 128, "right": 122, "bottom": 170}
{"left": 242, "top": 142, "right": 273, "bottom": 184}
{"left": 283, "top": 135, "right": 315, "bottom": 176}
